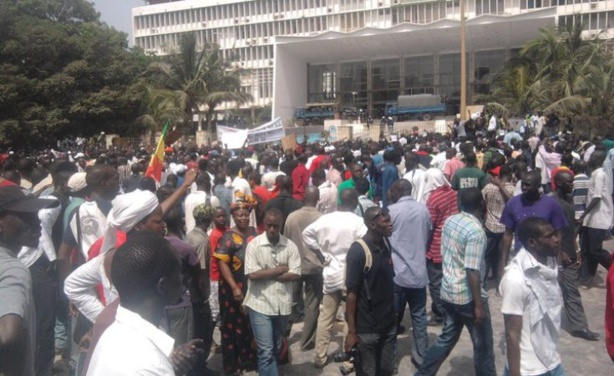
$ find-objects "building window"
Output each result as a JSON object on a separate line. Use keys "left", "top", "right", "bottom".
{"left": 308, "top": 64, "right": 338, "bottom": 103}
{"left": 339, "top": 61, "right": 368, "bottom": 104}
{"left": 404, "top": 55, "right": 435, "bottom": 94}
{"left": 473, "top": 50, "right": 507, "bottom": 95}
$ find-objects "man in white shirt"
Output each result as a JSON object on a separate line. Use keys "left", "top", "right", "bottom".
{"left": 262, "top": 158, "right": 285, "bottom": 191}
{"left": 311, "top": 168, "right": 337, "bottom": 214}
{"left": 244, "top": 209, "right": 301, "bottom": 376}
{"left": 184, "top": 173, "right": 220, "bottom": 233}
{"left": 87, "top": 232, "right": 204, "bottom": 376}
{"left": 403, "top": 152, "right": 426, "bottom": 203}
{"left": 578, "top": 150, "right": 613, "bottom": 287}
{"left": 500, "top": 217, "right": 564, "bottom": 376}
{"left": 302, "top": 189, "right": 367, "bottom": 367}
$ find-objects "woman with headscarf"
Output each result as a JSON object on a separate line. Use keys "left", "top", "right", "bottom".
{"left": 212, "top": 199, "right": 258, "bottom": 374}
{"left": 423, "top": 168, "right": 458, "bottom": 325}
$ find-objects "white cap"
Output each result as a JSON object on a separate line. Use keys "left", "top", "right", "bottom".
{"left": 67, "top": 172, "right": 87, "bottom": 193}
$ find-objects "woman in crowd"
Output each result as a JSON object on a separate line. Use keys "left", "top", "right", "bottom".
{"left": 212, "top": 199, "right": 258, "bottom": 374}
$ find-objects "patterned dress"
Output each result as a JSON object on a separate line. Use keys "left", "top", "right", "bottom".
{"left": 212, "top": 227, "right": 258, "bottom": 373}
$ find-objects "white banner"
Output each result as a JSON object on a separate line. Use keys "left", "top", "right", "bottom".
{"left": 216, "top": 125, "right": 241, "bottom": 142}
{"left": 216, "top": 117, "right": 285, "bottom": 148}
{"left": 247, "top": 117, "right": 285, "bottom": 145}
{"left": 221, "top": 129, "right": 248, "bottom": 149}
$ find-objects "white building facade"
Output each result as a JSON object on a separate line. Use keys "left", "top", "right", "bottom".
{"left": 132, "top": 0, "right": 614, "bottom": 122}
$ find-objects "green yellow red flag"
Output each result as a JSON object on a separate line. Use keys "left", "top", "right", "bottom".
{"left": 145, "top": 121, "right": 170, "bottom": 182}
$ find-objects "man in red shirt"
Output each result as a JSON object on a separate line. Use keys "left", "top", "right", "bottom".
{"left": 424, "top": 168, "right": 458, "bottom": 325}
{"left": 607, "top": 252, "right": 614, "bottom": 362}
{"left": 292, "top": 154, "right": 309, "bottom": 201}
{"left": 308, "top": 147, "right": 328, "bottom": 174}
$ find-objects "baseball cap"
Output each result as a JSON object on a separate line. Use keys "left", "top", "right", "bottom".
{"left": 67, "top": 172, "right": 87, "bottom": 193}
{"left": 0, "top": 186, "right": 58, "bottom": 213}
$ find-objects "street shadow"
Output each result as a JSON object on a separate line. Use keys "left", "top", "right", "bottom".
{"left": 280, "top": 361, "right": 323, "bottom": 376}
{"left": 445, "top": 355, "right": 475, "bottom": 376}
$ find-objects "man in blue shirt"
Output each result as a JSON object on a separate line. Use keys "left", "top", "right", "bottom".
{"left": 388, "top": 180, "right": 432, "bottom": 368}
{"left": 375, "top": 148, "right": 401, "bottom": 208}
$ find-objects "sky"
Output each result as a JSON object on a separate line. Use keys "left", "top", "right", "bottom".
{"left": 93, "top": 0, "right": 146, "bottom": 43}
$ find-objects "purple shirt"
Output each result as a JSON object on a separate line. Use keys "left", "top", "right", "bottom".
{"left": 166, "top": 235, "right": 200, "bottom": 309}
{"left": 500, "top": 195, "right": 568, "bottom": 251}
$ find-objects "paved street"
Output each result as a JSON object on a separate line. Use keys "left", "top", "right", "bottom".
{"left": 207, "top": 254, "right": 614, "bottom": 376}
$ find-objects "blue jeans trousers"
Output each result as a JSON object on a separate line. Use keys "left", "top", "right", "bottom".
{"left": 393, "top": 284, "right": 428, "bottom": 365}
{"left": 357, "top": 325, "right": 397, "bottom": 376}
{"left": 415, "top": 298, "right": 496, "bottom": 376}
{"left": 248, "top": 309, "right": 289, "bottom": 376}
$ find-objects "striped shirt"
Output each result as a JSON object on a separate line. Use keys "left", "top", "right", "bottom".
{"left": 440, "top": 212, "right": 487, "bottom": 305}
{"left": 573, "top": 174, "right": 590, "bottom": 220}
{"left": 482, "top": 182, "right": 515, "bottom": 233}
{"left": 426, "top": 186, "right": 458, "bottom": 263}
{"left": 243, "top": 233, "right": 301, "bottom": 316}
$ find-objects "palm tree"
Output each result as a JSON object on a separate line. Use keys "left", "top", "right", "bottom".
{"left": 134, "top": 82, "right": 187, "bottom": 143}
{"left": 145, "top": 32, "right": 252, "bottom": 138}
{"left": 490, "top": 18, "right": 609, "bottom": 132}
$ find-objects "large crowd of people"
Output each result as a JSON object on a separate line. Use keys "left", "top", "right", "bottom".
{"left": 1, "top": 113, "right": 614, "bottom": 376}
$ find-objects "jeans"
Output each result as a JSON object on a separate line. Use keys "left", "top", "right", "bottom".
{"left": 248, "top": 309, "right": 289, "bottom": 376}
{"left": 393, "top": 284, "right": 428, "bottom": 364}
{"left": 503, "top": 363, "right": 565, "bottom": 376}
{"left": 357, "top": 326, "right": 397, "bottom": 376}
{"left": 484, "top": 230, "right": 503, "bottom": 284}
{"left": 55, "top": 278, "right": 71, "bottom": 353}
{"left": 30, "top": 256, "right": 57, "bottom": 376}
{"left": 416, "top": 299, "right": 496, "bottom": 376}
{"left": 426, "top": 260, "right": 444, "bottom": 321}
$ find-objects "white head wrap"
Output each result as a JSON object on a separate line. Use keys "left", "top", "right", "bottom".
{"left": 99, "top": 189, "right": 160, "bottom": 255}
{"left": 422, "top": 168, "right": 451, "bottom": 202}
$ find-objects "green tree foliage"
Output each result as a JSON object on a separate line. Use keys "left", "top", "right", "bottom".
{"left": 145, "top": 32, "right": 252, "bottom": 135}
{"left": 0, "top": 0, "right": 153, "bottom": 148}
{"left": 489, "top": 18, "right": 614, "bottom": 135}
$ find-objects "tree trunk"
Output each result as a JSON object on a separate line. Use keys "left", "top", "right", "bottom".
{"left": 206, "top": 108, "right": 215, "bottom": 140}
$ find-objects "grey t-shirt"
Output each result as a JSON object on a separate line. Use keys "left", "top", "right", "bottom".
{"left": 0, "top": 246, "right": 35, "bottom": 376}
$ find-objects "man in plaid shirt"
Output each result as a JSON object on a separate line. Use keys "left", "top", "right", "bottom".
{"left": 416, "top": 187, "right": 496, "bottom": 376}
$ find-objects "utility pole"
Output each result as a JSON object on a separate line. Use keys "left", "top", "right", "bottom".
{"left": 460, "top": 0, "right": 467, "bottom": 121}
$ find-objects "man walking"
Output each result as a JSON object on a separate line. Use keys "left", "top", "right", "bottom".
{"left": 551, "top": 171, "right": 599, "bottom": 341}
{"left": 244, "top": 208, "right": 301, "bottom": 376}
{"left": 416, "top": 188, "right": 496, "bottom": 376}
{"left": 345, "top": 207, "right": 396, "bottom": 376}
{"left": 303, "top": 189, "right": 367, "bottom": 367}
{"left": 499, "top": 170, "right": 568, "bottom": 278}
{"left": 388, "top": 179, "right": 431, "bottom": 367}
{"left": 283, "top": 187, "right": 323, "bottom": 350}
{"left": 481, "top": 164, "right": 515, "bottom": 283}
{"left": 500, "top": 217, "right": 565, "bottom": 375}
{"left": 578, "top": 150, "right": 613, "bottom": 287}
